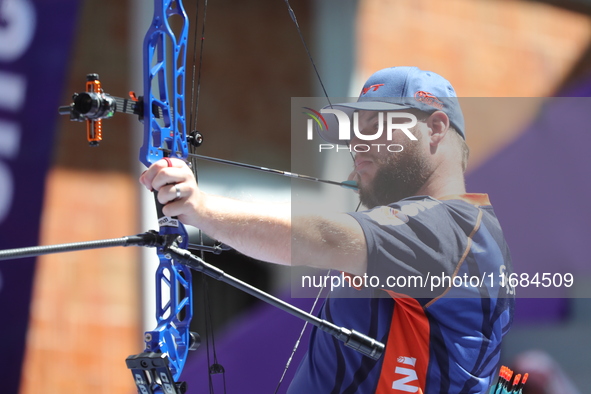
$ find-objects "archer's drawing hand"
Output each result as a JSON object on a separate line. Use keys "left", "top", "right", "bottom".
{"left": 139, "top": 158, "right": 204, "bottom": 227}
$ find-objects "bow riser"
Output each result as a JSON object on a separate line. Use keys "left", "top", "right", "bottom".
{"left": 58, "top": 1, "right": 194, "bottom": 390}
{"left": 134, "top": 0, "right": 193, "bottom": 390}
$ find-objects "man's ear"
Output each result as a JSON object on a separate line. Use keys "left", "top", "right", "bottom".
{"left": 426, "top": 111, "right": 450, "bottom": 146}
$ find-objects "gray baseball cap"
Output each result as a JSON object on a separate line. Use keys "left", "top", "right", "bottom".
{"left": 317, "top": 66, "right": 465, "bottom": 144}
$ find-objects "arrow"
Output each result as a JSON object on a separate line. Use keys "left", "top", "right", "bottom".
{"left": 161, "top": 148, "right": 359, "bottom": 191}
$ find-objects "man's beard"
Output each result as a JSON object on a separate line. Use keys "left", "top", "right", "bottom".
{"left": 358, "top": 142, "right": 432, "bottom": 209}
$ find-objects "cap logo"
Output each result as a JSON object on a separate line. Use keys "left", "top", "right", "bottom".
{"left": 414, "top": 91, "right": 444, "bottom": 110}
{"left": 361, "top": 83, "right": 384, "bottom": 95}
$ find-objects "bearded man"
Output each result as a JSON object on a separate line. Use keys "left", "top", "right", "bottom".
{"left": 140, "top": 67, "right": 514, "bottom": 393}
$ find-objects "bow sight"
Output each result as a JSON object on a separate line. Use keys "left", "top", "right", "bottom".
{"left": 59, "top": 74, "right": 119, "bottom": 146}
{"left": 58, "top": 73, "right": 162, "bottom": 147}
{"left": 58, "top": 73, "right": 203, "bottom": 150}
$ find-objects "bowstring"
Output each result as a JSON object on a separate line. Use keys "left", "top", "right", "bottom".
{"left": 189, "top": 0, "right": 208, "bottom": 132}
{"left": 274, "top": 1, "right": 359, "bottom": 392}
{"left": 282, "top": 0, "right": 332, "bottom": 109}
{"left": 273, "top": 270, "right": 330, "bottom": 394}
{"left": 188, "top": 1, "right": 226, "bottom": 393}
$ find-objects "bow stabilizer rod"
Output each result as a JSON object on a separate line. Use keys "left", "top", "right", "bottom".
{"left": 0, "top": 231, "right": 228, "bottom": 261}
{"left": 166, "top": 243, "right": 385, "bottom": 360}
{"left": 0, "top": 232, "right": 164, "bottom": 260}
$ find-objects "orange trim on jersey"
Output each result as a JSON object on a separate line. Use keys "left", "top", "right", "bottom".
{"left": 439, "top": 193, "right": 491, "bottom": 206}
{"left": 424, "top": 208, "right": 484, "bottom": 308}
{"left": 375, "top": 292, "right": 430, "bottom": 394}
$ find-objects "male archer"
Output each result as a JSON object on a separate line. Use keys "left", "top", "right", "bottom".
{"left": 140, "top": 66, "right": 514, "bottom": 393}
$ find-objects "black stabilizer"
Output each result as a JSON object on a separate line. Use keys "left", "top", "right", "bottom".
{"left": 0, "top": 231, "right": 164, "bottom": 261}
{"left": 165, "top": 244, "right": 385, "bottom": 361}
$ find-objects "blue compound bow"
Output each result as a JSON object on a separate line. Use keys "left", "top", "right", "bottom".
{"left": 53, "top": 1, "right": 384, "bottom": 393}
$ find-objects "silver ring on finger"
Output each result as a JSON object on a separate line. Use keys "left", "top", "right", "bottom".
{"left": 174, "top": 184, "right": 181, "bottom": 199}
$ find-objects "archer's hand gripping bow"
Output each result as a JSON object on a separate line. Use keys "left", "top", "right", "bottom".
{"left": 60, "top": 1, "right": 198, "bottom": 393}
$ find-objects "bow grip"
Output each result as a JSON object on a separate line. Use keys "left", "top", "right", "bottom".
{"left": 153, "top": 190, "right": 181, "bottom": 229}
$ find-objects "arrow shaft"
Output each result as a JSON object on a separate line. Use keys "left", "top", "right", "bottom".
{"left": 162, "top": 149, "right": 357, "bottom": 190}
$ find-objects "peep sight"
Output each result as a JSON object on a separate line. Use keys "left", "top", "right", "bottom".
{"left": 71, "top": 90, "right": 116, "bottom": 120}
